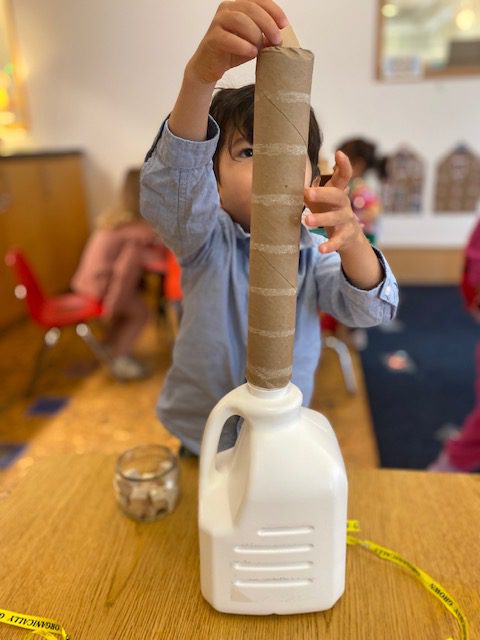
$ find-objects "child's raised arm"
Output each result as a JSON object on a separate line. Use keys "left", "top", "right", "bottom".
{"left": 168, "top": 0, "right": 288, "bottom": 142}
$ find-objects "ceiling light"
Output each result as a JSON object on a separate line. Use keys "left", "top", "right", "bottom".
{"left": 382, "top": 3, "right": 399, "bottom": 18}
{"left": 456, "top": 7, "right": 476, "bottom": 30}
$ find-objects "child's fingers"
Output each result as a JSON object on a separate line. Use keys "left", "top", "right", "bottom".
{"left": 246, "top": 0, "right": 289, "bottom": 30}
{"left": 319, "top": 229, "right": 351, "bottom": 254}
{"left": 319, "top": 239, "right": 340, "bottom": 254}
{"left": 226, "top": 1, "right": 285, "bottom": 46}
{"left": 304, "top": 186, "right": 350, "bottom": 212}
{"left": 216, "top": 11, "right": 264, "bottom": 51}
{"left": 305, "top": 212, "right": 347, "bottom": 228}
{"left": 215, "top": 30, "right": 259, "bottom": 59}
{"left": 324, "top": 150, "right": 352, "bottom": 191}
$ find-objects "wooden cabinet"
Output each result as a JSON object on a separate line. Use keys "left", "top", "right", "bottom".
{"left": 0, "top": 151, "right": 90, "bottom": 330}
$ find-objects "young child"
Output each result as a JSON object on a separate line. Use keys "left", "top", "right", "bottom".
{"left": 140, "top": 0, "right": 399, "bottom": 454}
{"left": 72, "top": 168, "right": 159, "bottom": 381}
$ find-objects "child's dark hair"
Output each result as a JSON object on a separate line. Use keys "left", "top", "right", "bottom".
{"left": 338, "top": 138, "right": 387, "bottom": 178}
{"left": 209, "top": 84, "right": 322, "bottom": 183}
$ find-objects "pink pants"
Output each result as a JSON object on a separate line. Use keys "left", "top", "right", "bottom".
{"left": 446, "top": 342, "right": 480, "bottom": 470}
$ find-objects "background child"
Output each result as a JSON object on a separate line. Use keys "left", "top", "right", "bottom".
{"left": 428, "top": 219, "right": 480, "bottom": 472}
{"left": 337, "top": 137, "right": 384, "bottom": 245}
{"left": 72, "top": 168, "right": 159, "bottom": 381}
{"left": 140, "top": 0, "right": 399, "bottom": 454}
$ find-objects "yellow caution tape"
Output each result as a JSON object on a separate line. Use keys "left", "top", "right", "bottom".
{"left": 346, "top": 520, "right": 469, "bottom": 640}
{"left": 0, "top": 608, "right": 69, "bottom": 639}
{"left": 347, "top": 519, "right": 360, "bottom": 532}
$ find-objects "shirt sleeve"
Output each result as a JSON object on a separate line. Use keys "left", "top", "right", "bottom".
{"left": 140, "top": 117, "right": 221, "bottom": 264}
{"left": 313, "top": 237, "right": 399, "bottom": 327}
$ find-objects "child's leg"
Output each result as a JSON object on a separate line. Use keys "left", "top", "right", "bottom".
{"left": 445, "top": 342, "right": 480, "bottom": 470}
{"left": 106, "top": 296, "right": 150, "bottom": 358}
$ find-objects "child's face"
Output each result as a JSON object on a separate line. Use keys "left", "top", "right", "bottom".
{"left": 217, "top": 132, "right": 313, "bottom": 232}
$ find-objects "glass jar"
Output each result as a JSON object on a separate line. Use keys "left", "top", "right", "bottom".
{"left": 114, "top": 444, "right": 180, "bottom": 522}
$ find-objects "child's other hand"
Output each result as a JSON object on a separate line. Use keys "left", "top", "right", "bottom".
{"left": 304, "top": 150, "right": 364, "bottom": 255}
{"left": 187, "top": 1, "right": 288, "bottom": 85}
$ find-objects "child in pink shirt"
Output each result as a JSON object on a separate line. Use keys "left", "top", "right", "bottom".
{"left": 72, "top": 168, "right": 159, "bottom": 380}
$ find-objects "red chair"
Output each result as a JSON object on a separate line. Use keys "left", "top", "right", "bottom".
{"left": 5, "top": 248, "right": 105, "bottom": 395}
{"left": 143, "top": 245, "right": 183, "bottom": 336}
{"left": 163, "top": 249, "right": 183, "bottom": 336}
{"left": 320, "top": 312, "right": 357, "bottom": 395}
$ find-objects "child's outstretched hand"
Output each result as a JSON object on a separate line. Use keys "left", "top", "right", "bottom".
{"left": 187, "top": 0, "right": 288, "bottom": 85}
{"left": 304, "top": 150, "right": 364, "bottom": 255}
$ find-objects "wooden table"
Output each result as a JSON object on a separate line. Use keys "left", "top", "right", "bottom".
{"left": 0, "top": 454, "right": 478, "bottom": 639}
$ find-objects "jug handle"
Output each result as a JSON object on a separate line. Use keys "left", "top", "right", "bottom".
{"left": 199, "top": 394, "right": 242, "bottom": 497}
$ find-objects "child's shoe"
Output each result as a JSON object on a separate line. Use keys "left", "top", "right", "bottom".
{"left": 110, "top": 355, "right": 149, "bottom": 381}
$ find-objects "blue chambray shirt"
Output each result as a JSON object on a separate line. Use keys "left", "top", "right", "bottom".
{"left": 141, "top": 117, "right": 399, "bottom": 454}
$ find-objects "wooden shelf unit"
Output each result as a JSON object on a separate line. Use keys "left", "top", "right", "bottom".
{"left": 0, "top": 151, "right": 90, "bottom": 330}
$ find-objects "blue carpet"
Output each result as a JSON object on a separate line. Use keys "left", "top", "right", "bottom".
{"left": 360, "top": 286, "right": 477, "bottom": 469}
{"left": 26, "top": 396, "right": 69, "bottom": 416}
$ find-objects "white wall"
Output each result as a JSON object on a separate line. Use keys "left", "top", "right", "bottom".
{"left": 6, "top": 0, "right": 480, "bottom": 246}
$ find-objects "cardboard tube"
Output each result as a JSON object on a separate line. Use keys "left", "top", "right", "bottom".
{"left": 281, "top": 24, "right": 300, "bottom": 48}
{"left": 246, "top": 46, "right": 314, "bottom": 389}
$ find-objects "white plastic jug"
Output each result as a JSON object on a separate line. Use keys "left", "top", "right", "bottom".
{"left": 199, "top": 381, "right": 348, "bottom": 615}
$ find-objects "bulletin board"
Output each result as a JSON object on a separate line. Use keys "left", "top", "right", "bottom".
{"left": 381, "top": 147, "right": 424, "bottom": 214}
{"left": 434, "top": 144, "right": 480, "bottom": 213}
